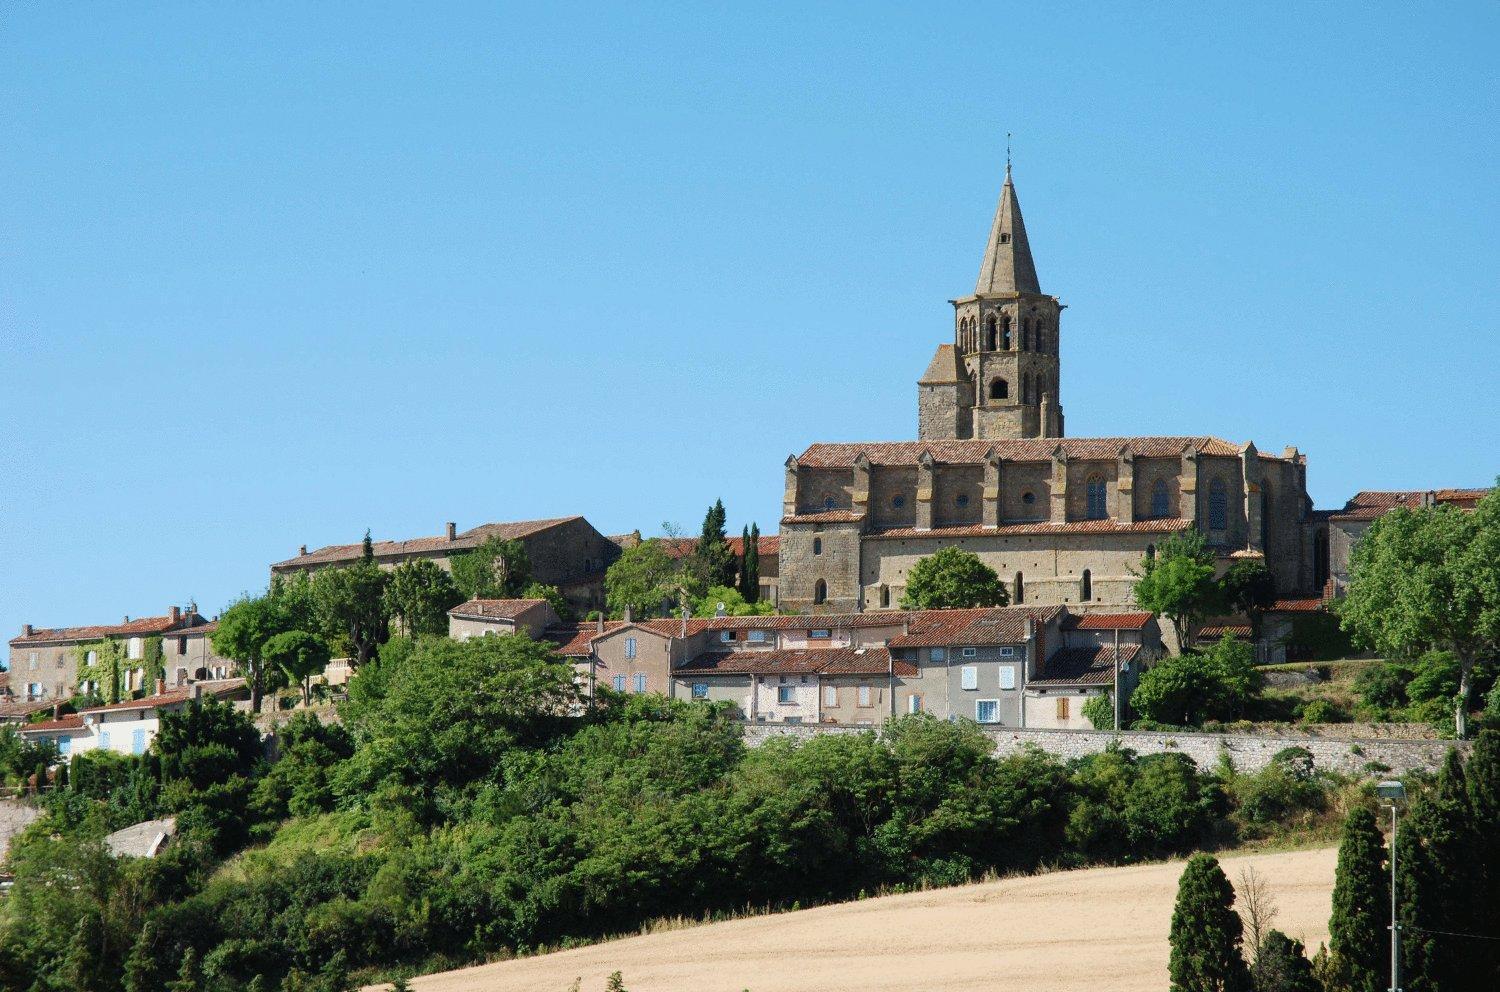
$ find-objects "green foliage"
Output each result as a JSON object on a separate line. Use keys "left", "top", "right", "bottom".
{"left": 605, "top": 539, "right": 695, "bottom": 619}
{"left": 1297, "top": 698, "right": 1342, "bottom": 724}
{"left": 1284, "top": 610, "right": 1353, "bottom": 661}
{"left": 739, "top": 522, "right": 761, "bottom": 603}
{"left": 154, "top": 698, "right": 263, "bottom": 852}
{"left": 1168, "top": 853, "right": 1252, "bottom": 992}
{"left": 450, "top": 535, "right": 532, "bottom": 600}
{"left": 1130, "top": 636, "right": 1259, "bottom": 727}
{"left": 74, "top": 638, "right": 128, "bottom": 703}
{"left": 1220, "top": 559, "right": 1276, "bottom": 637}
{"left": 692, "top": 585, "right": 775, "bottom": 617}
{"left": 1228, "top": 756, "right": 1325, "bottom": 834}
{"left": 384, "top": 558, "right": 463, "bottom": 638}
{"left": 520, "top": 581, "right": 574, "bottom": 623}
{"left": 213, "top": 594, "right": 287, "bottom": 711}
{"left": 1355, "top": 662, "right": 1413, "bottom": 713}
{"left": 1082, "top": 691, "right": 1115, "bottom": 730}
{"left": 1328, "top": 806, "right": 1388, "bottom": 992}
{"left": 312, "top": 559, "right": 391, "bottom": 668}
{"left": 263, "top": 630, "right": 332, "bottom": 705}
{"left": 1133, "top": 530, "right": 1218, "bottom": 651}
{"left": 1253, "top": 930, "right": 1319, "bottom": 992}
{"left": 1338, "top": 485, "right": 1500, "bottom": 737}
{"left": 898, "top": 547, "right": 1009, "bottom": 610}
{"left": 251, "top": 713, "right": 355, "bottom": 831}
{"left": 684, "top": 499, "right": 736, "bottom": 590}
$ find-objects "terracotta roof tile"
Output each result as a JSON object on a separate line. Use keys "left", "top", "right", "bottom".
{"left": 0, "top": 699, "right": 56, "bottom": 721}
{"left": 18, "top": 715, "right": 86, "bottom": 734}
{"left": 79, "top": 679, "right": 245, "bottom": 715}
{"left": 888, "top": 606, "right": 1063, "bottom": 648}
{"left": 11, "top": 613, "right": 205, "bottom": 647}
{"left": 1030, "top": 645, "right": 1139, "bottom": 687}
{"left": 1063, "top": 612, "right": 1155, "bottom": 631}
{"left": 678, "top": 646, "right": 913, "bottom": 677}
{"left": 795, "top": 437, "right": 1251, "bottom": 469}
{"left": 448, "top": 599, "right": 550, "bottom": 621}
{"left": 1270, "top": 597, "right": 1326, "bottom": 613}
{"left": 1328, "top": 488, "right": 1489, "bottom": 522}
{"left": 780, "top": 510, "right": 865, "bottom": 524}
{"left": 271, "top": 517, "right": 583, "bottom": 569}
{"left": 1197, "top": 625, "right": 1252, "bottom": 640}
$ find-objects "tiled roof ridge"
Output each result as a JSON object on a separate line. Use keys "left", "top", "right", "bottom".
{"left": 795, "top": 436, "right": 1269, "bottom": 467}
{"left": 272, "top": 516, "right": 585, "bottom": 568}
{"left": 11, "top": 612, "right": 205, "bottom": 647}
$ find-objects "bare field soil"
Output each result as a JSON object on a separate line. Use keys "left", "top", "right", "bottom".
{"left": 376, "top": 846, "right": 1337, "bottom": 992}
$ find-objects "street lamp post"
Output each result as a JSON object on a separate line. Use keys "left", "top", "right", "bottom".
{"left": 1376, "top": 780, "right": 1407, "bottom": 992}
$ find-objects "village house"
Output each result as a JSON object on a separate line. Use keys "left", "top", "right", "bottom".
{"left": 1324, "top": 488, "right": 1490, "bottom": 598}
{"left": 271, "top": 516, "right": 621, "bottom": 615}
{"left": 16, "top": 679, "right": 249, "bottom": 760}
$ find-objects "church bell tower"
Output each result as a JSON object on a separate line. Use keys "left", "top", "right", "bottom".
{"left": 918, "top": 163, "right": 1064, "bottom": 440}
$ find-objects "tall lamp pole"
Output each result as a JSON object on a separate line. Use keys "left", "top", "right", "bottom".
{"left": 1376, "top": 780, "right": 1407, "bottom": 992}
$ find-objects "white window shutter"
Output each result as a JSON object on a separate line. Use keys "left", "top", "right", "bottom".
{"left": 960, "top": 666, "right": 978, "bottom": 690}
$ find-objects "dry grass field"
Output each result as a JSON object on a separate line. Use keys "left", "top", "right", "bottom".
{"left": 372, "top": 845, "right": 1337, "bottom": 992}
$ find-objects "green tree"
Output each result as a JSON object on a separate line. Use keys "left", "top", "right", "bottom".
{"left": 262, "top": 630, "right": 331, "bottom": 705}
{"left": 1169, "top": 853, "right": 1253, "bottom": 992}
{"left": 605, "top": 539, "right": 691, "bottom": 618}
{"left": 1327, "top": 806, "right": 1388, "bottom": 992}
{"left": 166, "top": 946, "right": 203, "bottom": 992}
{"left": 1396, "top": 750, "right": 1479, "bottom": 992}
{"left": 1220, "top": 559, "right": 1277, "bottom": 641}
{"left": 1082, "top": 691, "right": 1115, "bottom": 730}
{"left": 740, "top": 522, "right": 761, "bottom": 603}
{"left": 693, "top": 585, "right": 774, "bottom": 618}
{"left": 1338, "top": 485, "right": 1500, "bottom": 737}
{"left": 212, "top": 593, "right": 285, "bottom": 712}
{"left": 450, "top": 534, "right": 532, "bottom": 599}
{"left": 519, "top": 580, "right": 574, "bottom": 623}
{"left": 1253, "top": 930, "right": 1319, "bottom": 992}
{"left": 311, "top": 558, "right": 390, "bottom": 668}
{"left": 1465, "top": 729, "right": 1500, "bottom": 985}
{"left": 899, "top": 547, "right": 1009, "bottom": 610}
{"left": 1134, "top": 530, "right": 1219, "bottom": 650}
{"left": 59, "top": 911, "right": 108, "bottom": 992}
{"left": 686, "top": 499, "right": 736, "bottom": 590}
{"left": 1130, "top": 636, "right": 1259, "bottom": 726}
{"left": 383, "top": 558, "right": 463, "bottom": 638}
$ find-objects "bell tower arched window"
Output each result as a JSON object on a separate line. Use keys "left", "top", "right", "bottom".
{"left": 985, "top": 315, "right": 997, "bottom": 351}
{"left": 1001, "top": 314, "right": 1012, "bottom": 350}
{"left": 989, "top": 377, "right": 1008, "bottom": 400}
{"left": 813, "top": 579, "right": 827, "bottom": 605}
{"left": 1080, "top": 569, "right": 1092, "bottom": 602}
{"left": 1013, "top": 572, "right": 1024, "bottom": 604}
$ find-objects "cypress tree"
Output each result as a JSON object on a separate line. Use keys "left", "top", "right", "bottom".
{"left": 738, "top": 525, "right": 751, "bottom": 599}
{"left": 743, "top": 522, "right": 761, "bottom": 603}
{"left": 1397, "top": 749, "right": 1479, "bottom": 992}
{"left": 1466, "top": 729, "right": 1500, "bottom": 985}
{"left": 1327, "top": 805, "right": 1389, "bottom": 992}
{"left": 1169, "top": 853, "right": 1252, "bottom": 992}
{"left": 1253, "top": 930, "right": 1319, "bottom": 992}
{"left": 166, "top": 947, "right": 202, "bottom": 992}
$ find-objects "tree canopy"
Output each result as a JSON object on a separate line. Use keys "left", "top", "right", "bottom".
{"left": 450, "top": 535, "right": 532, "bottom": 600}
{"left": 1168, "top": 853, "right": 1252, "bottom": 992}
{"left": 383, "top": 558, "right": 462, "bottom": 638}
{"left": 261, "top": 630, "right": 331, "bottom": 705}
{"left": 605, "top": 539, "right": 694, "bottom": 618}
{"left": 1133, "top": 530, "right": 1218, "bottom": 650}
{"left": 1129, "top": 635, "right": 1258, "bottom": 727}
{"left": 899, "top": 547, "right": 1009, "bottom": 610}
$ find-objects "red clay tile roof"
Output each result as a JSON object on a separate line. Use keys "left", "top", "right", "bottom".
{"left": 11, "top": 613, "right": 206, "bottom": 647}
{"left": 544, "top": 619, "right": 708, "bottom": 656}
{"left": 18, "top": 715, "right": 86, "bottom": 734}
{"left": 860, "top": 519, "right": 1196, "bottom": 538}
{"left": 271, "top": 517, "right": 584, "bottom": 569}
{"left": 170, "top": 621, "right": 219, "bottom": 637}
{"left": 678, "top": 646, "right": 913, "bottom": 677}
{"left": 448, "top": 599, "right": 550, "bottom": 621}
{"left": 889, "top": 606, "right": 1064, "bottom": 648}
{"left": 1063, "top": 612, "right": 1155, "bottom": 631}
{"left": 1270, "top": 597, "right": 1326, "bottom": 613}
{"left": 1329, "top": 488, "right": 1490, "bottom": 522}
{"left": 795, "top": 437, "right": 1253, "bottom": 469}
{"left": 626, "top": 535, "right": 779, "bottom": 562}
{"left": 1197, "top": 625, "right": 1252, "bottom": 640}
{"left": 780, "top": 510, "right": 865, "bottom": 524}
{"left": 1030, "top": 645, "right": 1139, "bottom": 687}
{"left": 0, "top": 698, "right": 59, "bottom": 721}
{"left": 79, "top": 679, "right": 246, "bottom": 715}
{"left": 703, "top": 612, "right": 908, "bottom": 631}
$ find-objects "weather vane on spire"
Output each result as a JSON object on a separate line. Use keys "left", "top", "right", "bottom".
{"left": 1006, "top": 131, "right": 1012, "bottom": 176}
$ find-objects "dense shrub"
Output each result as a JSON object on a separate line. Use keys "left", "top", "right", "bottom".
{"left": 1355, "top": 662, "right": 1412, "bottom": 713}
{"left": 1130, "top": 636, "right": 1259, "bottom": 727}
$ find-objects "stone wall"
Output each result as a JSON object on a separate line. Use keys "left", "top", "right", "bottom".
{"left": 741, "top": 722, "right": 1465, "bottom": 777}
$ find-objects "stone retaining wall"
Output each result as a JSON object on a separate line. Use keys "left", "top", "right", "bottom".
{"left": 741, "top": 723, "right": 1464, "bottom": 777}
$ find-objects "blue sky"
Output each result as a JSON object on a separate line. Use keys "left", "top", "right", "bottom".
{"left": 2, "top": 3, "right": 1496, "bottom": 644}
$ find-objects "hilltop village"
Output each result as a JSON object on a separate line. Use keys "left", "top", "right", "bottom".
{"left": 2, "top": 164, "right": 1490, "bottom": 756}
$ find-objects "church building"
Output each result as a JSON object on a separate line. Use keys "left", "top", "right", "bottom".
{"left": 777, "top": 165, "right": 1323, "bottom": 631}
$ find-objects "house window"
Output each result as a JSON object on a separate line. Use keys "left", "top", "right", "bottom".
{"left": 85, "top": 650, "right": 97, "bottom": 666}
{"left": 1085, "top": 476, "right": 1108, "bottom": 520}
{"left": 58, "top": 737, "right": 72, "bottom": 757}
{"left": 813, "top": 538, "right": 823, "bottom": 556}
{"left": 930, "top": 648, "right": 946, "bottom": 662}
{"left": 1209, "top": 479, "right": 1228, "bottom": 530}
{"left": 960, "top": 666, "right": 978, "bottom": 690}
{"left": 127, "top": 638, "right": 143, "bottom": 660}
{"left": 131, "top": 729, "right": 147, "bottom": 755}
{"left": 27, "top": 682, "right": 43, "bottom": 699}
{"left": 809, "top": 628, "right": 831, "bottom": 639}
{"left": 999, "top": 646, "right": 1015, "bottom": 658}
{"left": 857, "top": 686, "right": 872, "bottom": 707}
{"left": 632, "top": 673, "right": 648, "bottom": 694}
{"left": 813, "top": 580, "right": 827, "bottom": 605}
{"left": 989, "top": 378, "right": 1008, "bottom": 400}
{"left": 612, "top": 674, "right": 627, "bottom": 692}
{"left": 1152, "top": 478, "right": 1171, "bottom": 518}
{"left": 961, "top": 647, "right": 978, "bottom": 658}
{"left": 823, "top": 685, "right": 838, "bottom": 707}
{"left": 777, "top": 685, "right": 796, "bottom": 704}
{"left": 1081, "top": 569, "right": 1093, "bottom": 602}
{"left": 908, "top": 695, "right": 922, "bottom": 714}
{"left": 177, "top": 637, "right": 188, "bottom": 655}
{"left": 748, "top": 630, "right": 768, "bottom": 643}
{"left": 720, "top": 631, "right": 736, "bottom": 643}
{"left": 692, "top": 683, "right": 709, "bottom": 700}
{"left": 976, "top": 699, "right": 999, "bottom": 723}
{"left": 175, "top": 668, "right": 188, "bottom": 686}
{"left": 624, "top": 637, "right": 637, "bottom": 659}
{"left": 1056, "top": 697, "right": 1071, "bottom": 720}
{"left": 999, "top": 667, "right": 1017, "bottom": 690}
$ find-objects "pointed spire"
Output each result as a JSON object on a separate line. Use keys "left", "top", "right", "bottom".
{"left": 975, "top": 164, "right": 1041, "bottom": 295}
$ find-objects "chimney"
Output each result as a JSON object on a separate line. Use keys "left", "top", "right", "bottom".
{"left": 170, "top": 606, "right": 182, "bottom": 623}
{"left": 714, "top": 601, "right": 727, "bottom": 618}
{"left": 123, "top": 615, "right": 130, "bottom": 623}
{"left": 52, "top": 702, "right": 61, "bottom": 720}
{"left": 191, "top": 683, "right": 203, "bottom": 701}
{"left": 21, "top": 623, "right": 32, "bottom": 637}
{"left": 596, "top": 613, "right": 605, "bottom": 634}
{"left": 299, "top": 544, "right": 308, "bottom": 556}
{"left": 155, "top": 677, "right": 166, "bottom": 697}
{"left": 446, "top": 521, "right": 457, "bottom": 541}
{"left": 623, "top": 605, "right": 633, "bottom": 623}
{"left": 679, "top": 605, "right": 689, "bottom": 638}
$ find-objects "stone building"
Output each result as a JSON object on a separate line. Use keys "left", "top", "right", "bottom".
{"left": 778, "top": 165, "right": 1320, "bottom": 629}
{"left": 270, "top": 516, "right": 621, "bottom": 614}
{"left": 1325, "top": 488, "right": 1490, "bottom": 597}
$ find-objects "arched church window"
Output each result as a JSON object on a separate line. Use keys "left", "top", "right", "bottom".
{"left": 985, "top": 315, "right": 998, "bottom": 351}
{"left": 1022, "top": 320, "right": 1032, "bottom": 351}
{"left": 1001, "top": 314, "right": 1012, "bottom": 350}
{"left": 813, "top": 580, "right": 827, "bottom": 605}
{"left": 880, "top": 585, "right": 891, "bottom": 608}
{"left": 1209, "top": 479, "right": 1228, "bottom": 530}
{"left": 1081, "top": 569, "right": 1092, "bottom": 602}
{"left": 1086, "top": 475, "right": 1108, "bottom": 520}
{"left": 955, "top": 493, "right": 970, "bottom": 508}
{"left": 989, "top": 378, "right": 1008, "bottom": 400}
{"left": 1151, "top": 478, "right": 1171, "bottom": 518}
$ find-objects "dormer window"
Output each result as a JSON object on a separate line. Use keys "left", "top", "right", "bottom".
{"left": 1000, "top": 232, "right": 1011, "bottom": 244}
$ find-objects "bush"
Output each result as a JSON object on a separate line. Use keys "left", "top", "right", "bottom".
{"left": 1355, "top": 663, "right": 1412, "bottom": 712}
{"left": 1082, "top": 692, "right": 1114, "bottom": 730}
{"left": 1231, "top": 762, "right": 1325, "bottom": 829}
{"left": 1129, "top": 637, "right": 1258, "bottom": 727}
{"left": 1299, "top": 698, "right": 1344, "bottom": 724}
{"left": 1405, "top": 651, "right": 1460, "bottom": 705}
